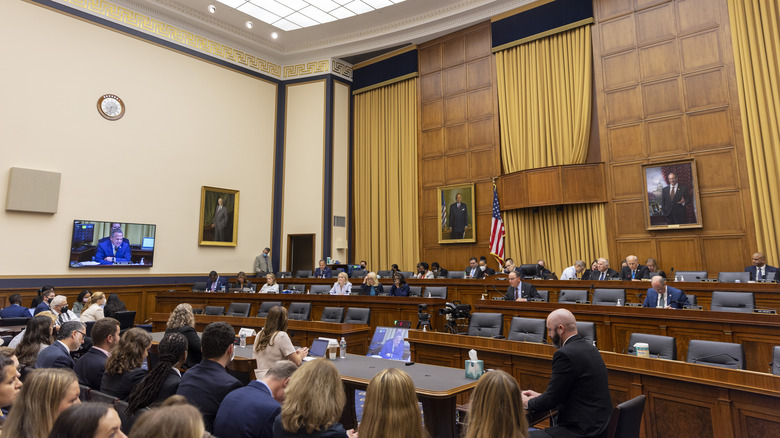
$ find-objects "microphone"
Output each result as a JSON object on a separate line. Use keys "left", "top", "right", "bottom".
{"left": 691, "top": 352, "right": 740, "bottom": 366}
{"left": 488, "top": 285, "right": 505, "bottom": 300}
{"left": 517, "top": 334, "right": 546, "bottom": 344}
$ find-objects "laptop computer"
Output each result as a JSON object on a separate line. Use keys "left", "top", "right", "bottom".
{"left": 302, "top": 338, "right": 330, "bottom": 361}
{"left": 141, "top": 237, "right": 155, "bottom": 250}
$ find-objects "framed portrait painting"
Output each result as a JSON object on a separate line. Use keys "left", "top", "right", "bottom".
{"left": 437, "top": 183, "right": 476, "bottom": 244}
{"left": 643, "top": 160, "right": 702, "bottom": 230}
{"left": 199, "top": 186, "right": 239, "bottom": 246}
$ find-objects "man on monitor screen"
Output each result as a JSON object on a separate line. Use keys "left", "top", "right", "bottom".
{"left": 95, "top": 229, "right": 132, "bottom": 265}
{"left": 379, "top": 332, "right": 406, "bottom": 360}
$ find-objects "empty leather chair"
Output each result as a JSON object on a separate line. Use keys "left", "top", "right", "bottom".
{"left": 408, "top": 286, "right": 422, "bottom": 297}
{"left": 226, "top": 303, "right": 251, "bottom": 317}
{"left": 289, "top": 284, "right": 306, "bottom": 293}
{"left": 446, "top": 271, "right": 466, "bottom": 279}
{"left": 558, "top": 289, "right": 588, "bottom": 303}
{"left": 204, "top": 306, "right": 224, "bottom": 316}
{"left": 320, "top": 307, "right": 345, "bottom": 323}
{"left": 310, "top": 285, "right": 331, "bottom": 295}
{"left": 425, "top": 287, "right": 448, "bottom": 299}
{"left": 350, "top": 270, "right": 368, "bottom": 279}
{"left": 606, "top": 395, "right": 646, "bottom": 438}
{"left": 674, "top": 271, "right": 708, "bottom": 281}
{"left": 687, "top": 295, "right": 698, "bottom": 306}
{"left": 295, "top": 270, "right": 313, "bottom": 278}
{"left": 576, "top": 321, "right": 597, "bottom": 346}
{"left": 257, "top": 301, "right": 282, "bottom": 318}
{"left": 687, "top": 339, "right": 744, "bottom": 369}
{"left": 191, "top": 308, "right": 204, "bottom": 315}
{"left": 467, "top": 313, "right": 503, "bottom": 338}
{"left": 627, "top": 333, "right": 676, "bottom": 360}
{"left": 771, "top": 346, "right": 780, "bottom": 375}
{"left": 192, "top": 281, "right": 207, "bottom": 292}
{"left": 717, "top": 272, "right": 751, "bottom": 283}
{"left": 344, "top": 308, "right": 371, "bottom": 325}
{"left": 710, "top": 291, "right": 754, "bottom": 313}
{"left": 376, "top": 270, "right": 393, "bottom": 278}
{"left": 592, "top": 289, "right": 626, "bottom": 306}
{"left": 113, "top": 311, "right": 136, "bottom": 331}
{"left": 507, "top": 317, "right": 546, "bottom": 343}
{"left": 277, "top": 271, "right": 291, "bottom": 278}
{"left": 535, "top": 290, "right": 549, "bottom": 302}
{"left": 288, "top": 303, "right": 312, "bottom": 321}
{"left": 399, "top": 271, "right": 415, "bottom": 279}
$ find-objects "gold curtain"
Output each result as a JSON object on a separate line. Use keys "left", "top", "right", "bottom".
{"left": 728, "top": 0, "right": 780, "bottom": 263}
{"left": 353, "top": 79, "right": 419, "bottom": 271}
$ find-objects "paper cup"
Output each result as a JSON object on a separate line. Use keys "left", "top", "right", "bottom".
{"left": 634, "top": 342, "right": 650, "bottom": 358}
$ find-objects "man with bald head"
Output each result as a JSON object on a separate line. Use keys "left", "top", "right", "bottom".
{"left": 522, "top": 309, "right": 612, "bottom": 438}
{"left": 619, "top": 255, "right": 651, "bottom": 281}
{"left": 744, "top": 252, "right": 777, "bottom": 281}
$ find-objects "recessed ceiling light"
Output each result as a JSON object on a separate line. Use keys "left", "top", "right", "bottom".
{"left": 207, "top": 4, "right": 216, "bottom": 13}
{"left": 271, "top": 32, "right": 278, "bottom": 39}
{"left": 245, "top": 20, "right": 253, "bottom": 29}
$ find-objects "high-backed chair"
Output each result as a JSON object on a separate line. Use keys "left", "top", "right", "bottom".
{"left": 717, "top": 272, "right": 751, "bottom": 283}
{"left": 687, "top": 339, "right": 744, "bottom": 369}
{"left": 606, "top": 395, "right": 646, "bottom": 438}
{"left": 771, "top": 346, "right": 780, "bottom": 375}
{"left": 113, "top": 311, "right": 136, "bottom": 331}
{"left": 320, "top": 307, "right": 345, "bottom": 323}
{"left": 377, "top": 270, "right": 393, "bottom": 278}
{"left": 191, "top": 308, "right": 204, "bottom": 315}
{"left": 350, "top": 270, "right": 368, "bottom": 279}
{"left": 192, "top": 281, "right": 207, "bottom": 291}
{"left": 204, "top": 306, "right": 224, "bottom": 316}
{"left": 558, "top": 289, "right": 588, "bottom": 303}
{"left": 288, "top": 284, "right": 306, "bottom": 293}
{"left": 466, "top": 313, "right": 503, "bottom": 338}
{"left": 294, "top": 270, "right": 313, "bottom": 278}
{"left": 627, "top": 333, "right": 677, "bottom": 360}
{"left": 446, "top": 271, "right": 466, "bottom": 279}
{"left": 592, "top": 289, "right": 626, "bottom": 306}
{"left": 226, "top": 302, "right": 251, "bottom": 317}
{"left": 0, "top": 317, "right": 30, "bottom": 327}
{"left": 576, "top": 321, "right": 597, "bottom": 346}
{"left": 277, "top": 271, "right": 291, "bottom": 278}
{"left": 425, "top": 287, "right": 448, "bottom": 299}
{"left": 399, "top": 271, "right": 414, "bottom": 279}
{"left": 79, "top": 384, "right": 92, "bottom": 402}
{"left": 507, "top": 317, "right": 546, "bottom": 343}
{"left": 257, "top": 301, "right": 282, "bottom": 318}
{"left": 687, "top": 295, "right": 698, "bottom": 306}
{"left": 408, "top": 286, "right": 422, "bottom": 297}
{"left": 710, "top": 291, "right": 754, "bottom": 313}
{"left": 344, "top": 308, "right": 371, "bottom": 325}
{"left": 310, "top": 285, "right": 331, "bottom": 295}
{"left": 288, "top": 303, "right": 312, "bottom": 321}
{"left": 535, "top": 290, "right": 549, "bottom": 302}
{"left": 674, "top": 271, "right": 708, "bottom": 281}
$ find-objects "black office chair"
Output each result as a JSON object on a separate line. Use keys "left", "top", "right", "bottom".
{"left": 592, "top": 289, "right": 626, "bottom": 306}
{"left": 675, "top": 271, "right": 708, "bottom": 281}
{"left": 627, "top": 333, "right": 676, "bottom": 360}
{"left": 467, "top": 313, "right": 503, "bottom": 338}
{"left": 257, "top": 301, "right": 282, "bottom": 317}
{"left": 277, "top": 271, "right": 291, "bottom": 278}
{"left": 113, "top": 311, "right": 136, "bottom": 331}
{"left": 507, "top": 317, "right": 546, "bottom": 343}
{"left": 399, "top": 271, "right": 414, "bottom": 279}
{"left": 686, "top": 339, "right": 744, "bottom": 369}
{"left": 446, "top": 271, "right": 466, "bottom": 279}
{"left": 79, "top": 384, "right": 92, "bottom": 402}
{"left": 576, "top": 321, "right": 597, "bottom": 347}
{"left": 535, "top": 290, "right": 549, "bottom": 302}
{"left": 320, "top": 307, "right": 345, "bottom": 323}
{"left": 226, "top": 302, "right": 251, "bottom": 317}
{"left": 344, "top": 308, "right": 371, "bottom": 325}
{"left": 204, "top": 306, "right": 224, "bottom": 316}
{"left": 0, "top": 317, "right": 30, "bottom": 327}
{"left": 606, "top": 395, "right": 646, "bottom": 438}
{"left": 192, "top": 281, "right": 207, "bottom": 291}
{"left": 518, "top": 264, "right": 540, "bottom": 279}
{"left": 717, "top": 272, "right": 751, "bottom": 283}
{"left": 289, "top": 284, "right": 306, "bottom": 293}
{"left": 687, "top": 295, "right": 698, "bottom": 306}
{"left": 408, "top": 286, "right": 422, "bottom": 297}
{"left": 294, "top": 270, "right": 313, "bottom": 278}
{"left": 84, "top": 320, "right": 96, "bottom": 337}
{"left": 771, "top": 346, "right": 780, "bottom": 375}
{"left": 350, "top": 270, "right": 368, "bottom": 279}
{"left": 191, "top": 308, "right": 204, "bottom": 315}
{"left": 310, "top": 285, "right": 331, "bottom": 295}
{"left": 377, "top": 270, "right": 393, "bottom": 278}
{"left": 710, "top": 291, "right": 754, "bottom": 313}
{"left": 426, "top": 287, "right": 448, "bottom": 299}
{"left": 558, "top": 289, "right": 588, "bottom": 303}
{"left": 89, "top": 389, "right": 117, "bottom": 405}
{"left": 288, "top": 303, "right": 312, "bottom": 321}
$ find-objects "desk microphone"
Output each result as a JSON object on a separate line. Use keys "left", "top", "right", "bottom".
{"left": 691, "top": 352, "right": 740, "bottom": 366}
{"left": 488, "top": 285, "right": 505, "bottom": 300}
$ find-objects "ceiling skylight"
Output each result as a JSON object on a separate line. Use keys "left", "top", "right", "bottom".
{"left": 216, "top": 0, "right": 406, "bottom": 31}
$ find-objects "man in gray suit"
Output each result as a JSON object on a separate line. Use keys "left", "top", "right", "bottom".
{"left": 210, "top": 197, "right": 229, "bottom": 241}
{"left": 254, "top": 247, "right": 273, "bottom": 275}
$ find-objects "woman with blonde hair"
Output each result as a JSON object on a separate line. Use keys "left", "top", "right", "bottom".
{"left": 360, "top": 272, "right": 384, "bottom": 296}
{"left": 273, "top": 358, "right": 347, "bottom": 437}
{"left": 463, "top": 370, "right": 528, "bottom": 438}
{"left": 329, "top": 272, "right": 352, "bottom": 295}
{"left": 79, "top": 291, "right": 106, "bottom": 322}
{"left": 2, "top": 368, "right": 81, "bottom": 438}
{"left": 165, "top": 303, "right": 201, "bottom": 369}
{"left": 260, "top": 273, "right": 280, "bottom": 293}
{"left": 253, "top": 306, "right": 307, "bottom": 379}
{"left": 351, "top": 368, "right": 426, "bottom": 438}
{"left": 100, "top": 328, "right": 152, "bottom": 399}
{"left": 129, "top": 403, "right": 205, "bottom": 438}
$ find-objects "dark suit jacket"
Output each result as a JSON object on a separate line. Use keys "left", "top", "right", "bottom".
{"left": 389, "top": 284, "right": 410, "bottom": 297}
{"left": 526, "top": 334, "right": 612, "bottom": 438}
{"left": 154, "top": 369, "right": 181, "bottom": 405}
{"left": 448, "top": 202, "right": 468, "bottom": 235}
{"left": 464, "top": 266, "right": 483, "bottom": 279}
{"left": 744, "top": 265, "right": 778, "bottom": 281}
{"left": 166, "top": 326, "right": 202, "bottom": 369}
{"left": 74, "top": 347, "right": 109, "bottom": 390}
{"left": 0, "top": 304, "right": 31, "bottom": 318}
{"left": 619, "top": 265, "right": 651, "bottom": 281}
{"left": 360, "top": 283, "right": 384, "bottom": 296}
{"left": 662, "top": 183, "right": 690, "bottom": 224}
{"left": 177, "top": 359, "right": 243, "bottom": 432}
{"left": 101, "top": 367, "right": 147, "bottom": 400}
{"left": 34, "top": 301, "right": 50, "bottom": 315}
{"left": 643, "top": 286, "right": 689, "bottom": 309}
{"left": 95, "top": 240, "right": 132, "bottom": 265}
{"left": 206, "top": 276, "right": 229, "bottom": 292}
{"left": 36, "top": 341, "right": 75, "bottom": 369}
{"left": 587, "top": 268, "right": 619, "bottom": 281}
{"left": 214, "top": 380, "right": 280, "bottom": 438}
{"left": 504, "top": 282, "right": 540, "bottom": 301}
{"left": 314, "top": 267, "right": 333, "bottom": 278}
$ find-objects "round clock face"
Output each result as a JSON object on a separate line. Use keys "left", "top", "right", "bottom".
{"left": 97, "top": 94, "right": 125, "bottom": 120}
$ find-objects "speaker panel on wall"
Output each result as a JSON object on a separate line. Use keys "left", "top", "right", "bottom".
{"left": 6, "top": 167, "right": 61, "bottom": 214}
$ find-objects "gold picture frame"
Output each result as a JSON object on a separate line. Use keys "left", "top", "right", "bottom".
{"left": 643, "top": 159, "right": 702, "bottom": 230}
{"left": 199, "top": 186, "right": 239, "bottom": 246}
{"left": 437, "top": 183, "right": 476, "bottom": 244}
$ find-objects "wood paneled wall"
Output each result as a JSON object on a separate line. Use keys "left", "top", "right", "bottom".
{"left": 417, "top": 21, "right": 502, "bottom": 271}
{"left": 592, "top": 0, "right": 756, "bottom": 273}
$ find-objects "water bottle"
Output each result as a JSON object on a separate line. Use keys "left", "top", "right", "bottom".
{"left": 339, "top": 337, "right": 347, "bottom": 358}
{"left": 239, "top": 332, "right": 246, "bottom": 348}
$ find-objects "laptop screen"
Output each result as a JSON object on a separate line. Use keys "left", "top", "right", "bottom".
{"left": 309, "top": 338, "right": 329, "bottom": 357}
{"left": 141, "top": 237, "right": 155, "bottom": 249}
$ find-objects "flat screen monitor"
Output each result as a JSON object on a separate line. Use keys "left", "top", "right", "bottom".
{"left": 367, "top": 326, "right": 411, "bottom": 362}
{"left": 69, "top": 220, "right": 156, "bottom": 268}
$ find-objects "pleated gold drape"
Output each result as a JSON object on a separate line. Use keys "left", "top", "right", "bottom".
{"left": 353, "top": 79, "right": 419, "bottom": 271}
{"left": 728, "top": 0, "right": 780, "bottom": 264}
{"left": 495, "top": 25, "right": 607, "bottom": 274}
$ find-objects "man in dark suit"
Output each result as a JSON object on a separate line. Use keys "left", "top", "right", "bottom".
{"left": 523, "top": 309, "right": 612, "bottom": 438}
{"left": 74, "top": 317, "right": 120, "bottom": 390}
{"left": 313, "top": 259, "right": 333, "bottom": 278}
{"left": 0, "top": 294, "right": 31, "bottom": 318}
{"left": 211, "top": 196, "right": 229, "bottom": 241}
{"left": 662, "top": 172, "right": 691, "bottom": 225}
{"left": 206, "top": 270, "right": 229, "bottom": 292}
{"left": 95, "top": 229, "right": 132, "bottom": 265}
{"left": 504, "top": 271, "right": 541, "bottom": 301}
{"left": 447, "top": 193, "right": 469, "bottom": 239}
{"left": 36, "top": 321, "right": 85, "bottom": 369}
{"left": 619, "top": 255, "right": 651, "bottom": 281}
{"left": 745, "top": 252, "right": 777, "bottom": 281}
{"left": 465, "top": 257, "right": 483, "bottom": 279}
{"left": 34, "top": 289, "right": 55, "bottom": 315}
{"left": 588, "top": 258, "right": 619, "bottom": 281}
{"left": 213, "top": 360, "right": 297, "bottom": 438}
{"left": 643, "top": 276, "right": 689, "bottom": 309}
{"left": 177, "top": 321, "right": 243, "bottom": 432}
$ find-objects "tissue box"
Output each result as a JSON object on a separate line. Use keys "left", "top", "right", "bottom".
{"left": 465, "top": 360, "right": 484, "bottom": 379}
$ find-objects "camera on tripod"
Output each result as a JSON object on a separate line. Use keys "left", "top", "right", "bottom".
{"left": 438, "top": 301, "right": 471, "bottom": 321}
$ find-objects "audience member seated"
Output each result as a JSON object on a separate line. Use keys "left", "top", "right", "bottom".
{"left": 465, "top": 257, "right": 482, "bottom": 279}
{"left": 100, "top": 328, "right": 152, "bottom": 400}
{"left": 206, "top": 271, "right": 229, "bottom": 293}
{"left": 260, "top": 273, "right": 280, "bottom": 293}
{"left": 2, "top": 368, "right": 80, "bottom": 438}
{"left": 79, "top": 292, "right": 106, "bottom": 323}
{"left": 74, "top": 317, "right": 120, "bottom": 391}
{"left": 502, "top": 258, "right": 521, "bottom": 275}
{"left": 378, "top": 332, "right": 405, "bottom": 360}
{"left": 0, "top": 347, "right": 23, "bottom": 424}
{"left": 0, "top": 294, "right": 31, "bottom": 319}
{"left": 329, "top": 272, "right": 352, "bottom": 296}
{"left": 71, "top": 290, "right": 91, "bottom": 317}
{"left": 360, "top": 272, "right": 384, "bottom": 296}
{"left": 645, "top": 258, "right": 667, "bottom": 279}
{"left": 214, "top": 360, "right": 297, "bottom": 438}
{"left": 415, "top": 262, "right": 434, "bottom": 279}
{"left": 431, "top": 262, "right": 448, "bottom": 279}
{"left": 31, "top": 285, "right": 55, "bottom": 309}
{"left": 102, "top": 294, "right": 127, "bottom": 320}
{"left": 619, "top": 255, "right": 651, "bottom": 281}
{"left": 49, "top": 296, "right": 79, "bottom": 326}
{"left": 253, "top": 306, "right": 307, "bottom": 379}
{"left": 125, "top": 332, "right": 188, "bottom": 415}
{"left": 504, "top": 271, "right": 540, "bottom": 302}
{"left": 478, "top": 257, "right": 496, "bottom": 277}
{"left": 745, "top": 252, "right": 777, "bottom": 281}
{"left": 389, "top": 274, "right": 410, "bottom": 297}
{"left": 350, "top": 368, "right": 425, "bottom": 438}
{"left": 34, "top": 289, "right": 56, "bottom": 316}
{"left": 234, "top": 271, "right": 254, "bottom": 291}
{"left": 642, "top": 276, "right": 689, "bottom": 309}
{"left": 587, "top": 258, "right": 619, "bottom": 281}
{"left": 176, "top": 321, "right": 243, "bottom": 432}
{"left": 164, "top": 304, "right": 201, "bottom": 370}
{"left": 12, "top": 314, "right": 55, "bottom": 374}
{"left": 272, "top": 358, "right": 347, "bottom": 438}
{"left": 128, "top": 401, "right": 205, "bottom": 438}
{"left": 314, "top": 260, "right": 333, "bottom": 279}
{"left": 463, "top": 370, "right": 528, "bottom": 438}
{"left": 36, "top": 321, "right": 85, "bottom": 370}
{"left": 47, "top": 402, "right": 125, "bottom": 438}
{"left": 560, "top": 260, "right": 585, "bottom": 280}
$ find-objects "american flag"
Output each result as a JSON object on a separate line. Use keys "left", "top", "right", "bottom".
{"left": 441, "top": 191, "right": 447, "bottom": 228}
{"left": 490, "top": 183, "right": 505, "bottom": 264}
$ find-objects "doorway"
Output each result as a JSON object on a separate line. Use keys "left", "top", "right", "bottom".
{"left": 287, "top": 234, "right": 315, "bottom": 275}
